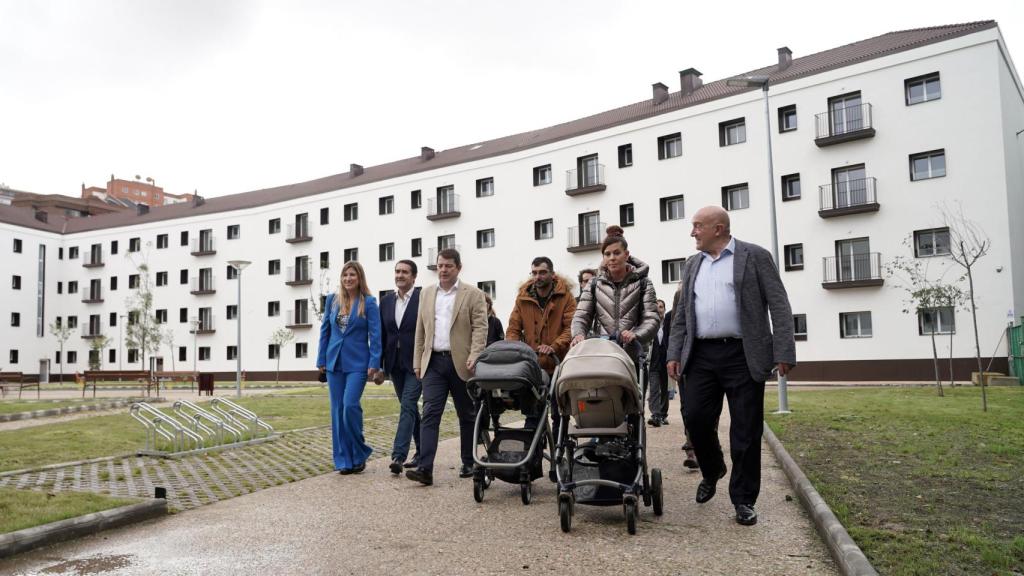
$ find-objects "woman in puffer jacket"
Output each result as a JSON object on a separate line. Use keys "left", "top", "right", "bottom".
{"left": 570, "top": 225, "right": 660, "bottom": 363}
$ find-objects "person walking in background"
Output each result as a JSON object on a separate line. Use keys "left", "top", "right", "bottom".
{"left": 576, "top": 268, "right": 597, "bottom": 303}
{"left": 647, "top": 299, "right": 670, "bottom": 427}
{"left": 667, "top": 206, "right": 795, "bottom": 526}
{"left": 378, "top": 260, "right": 423, "bottom": 475}
{"left": 665, "top": 288, "right": 699, "bottom": 470}
{"left": 317, "top": 261, "right": 382, "bottom": 475}
{"left": 484, "top": 294, "right": 504, "bottom": 346}
{"left": 406, "top": 249, "right": 488, "bottom": 486}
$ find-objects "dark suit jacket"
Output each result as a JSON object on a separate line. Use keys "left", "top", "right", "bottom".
{"left": 650, "top": 309, "right": 671, "bottom": 377}
{"left": 666, "top": 238, "right": 796, "bottom": 382}
{"left": 380, "top": 287, "right": 421, "bottom": 375}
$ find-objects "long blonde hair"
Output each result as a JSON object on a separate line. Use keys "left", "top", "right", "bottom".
{"left": 337, "top": 261, "right": 371, "bottom": 318}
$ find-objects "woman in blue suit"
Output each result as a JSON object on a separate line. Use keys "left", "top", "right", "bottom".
{"left": 317, "top": 261, "right": 382, "bottom": 474}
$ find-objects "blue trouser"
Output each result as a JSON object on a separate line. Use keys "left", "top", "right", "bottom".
{"left": 418, "top": 352, "right": 475, "bottom": 472}
{"left": 390, "top": 367, "right": 422, "bottom": 463}
{"left": 327, "top": 370, "right": 372, "bottom": 470}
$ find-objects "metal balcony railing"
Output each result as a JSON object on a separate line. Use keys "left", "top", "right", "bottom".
{"left": 818, "top": 177, "right": 878, "bottom": 213}
{"left": 82, "top": 288, "right": 103, "bottom": 303}
{"left": 80, "top": 325, "right": 103, "bottom": 339}
{"left": 567, "top": 222, "right": 605, "bottom": 253}
{"left": 286, "top": 221, "right": 312, "bottom": 243}
{"left": 427, "top": 194, "right": 461, "bottom": 220}
{"left": 190, "top": 237, "right": 216, "bottom": 255}
{"left": 286, "top": 261, "right": 312, "bottom": 285}
{"left": 426, "top": 245, "right": 462, "bottom": 270}
{"left": 286, "top": 307, "right": 311, "bottom": 327}
{"left": 192, "top": 315, "right": 215, "bottom": 333}
{"left": 822, "top": 253, "right": 883, "bottom": 287}
{"left": 190, "top": 276, "right": 216, "bottom": 294}
{"left": 566, "top": 164, "right": 606, "bottom": 194}
{"left": 83, "top": 249, "right": 104, "bottom": 267}
{"left": 814, "top": 103, "right": 874, "bottom": 143}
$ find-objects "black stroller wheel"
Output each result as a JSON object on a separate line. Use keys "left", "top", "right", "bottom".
{"left": 558, "top": 495, "right": 573, "bottom": 532}
{"left": 624, "top": 496, "right": 638, "bottom": 535}
{"left": 473, "top": 479, "right": 485, "bottom": 503}
{"left": 521, "top": 483, "right": 532, "bottom": 505}
{"left": 651, "top": 468, "right": 664, "bottom": 516}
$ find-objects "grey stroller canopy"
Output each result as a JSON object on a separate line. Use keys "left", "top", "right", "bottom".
{"left": 553, "top": 339, "right": 642, "bottom": 423}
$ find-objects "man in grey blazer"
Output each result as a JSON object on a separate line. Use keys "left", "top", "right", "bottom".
{"left": 667, "top": 205, "right": 795, "bottom": 526}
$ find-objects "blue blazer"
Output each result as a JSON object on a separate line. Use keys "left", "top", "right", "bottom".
{"left": 317, "top": 292, "right": 382, "bottom": 374}
{"left": 379, "top": 287, "right": 420, "bottom": 375}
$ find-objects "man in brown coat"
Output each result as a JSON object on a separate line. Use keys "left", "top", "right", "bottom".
{"left": 506, "top": 257, "right": 575, "bottom": 444}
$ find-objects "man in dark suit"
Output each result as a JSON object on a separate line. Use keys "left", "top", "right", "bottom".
{"left": 667, "top": 206, "right": 795, "bottom": 526}
{"left": 378, "top": 260, "right": 423, "bottom": 475}
{"left": 647, "top": 299, "right": 670, "bottom": 427}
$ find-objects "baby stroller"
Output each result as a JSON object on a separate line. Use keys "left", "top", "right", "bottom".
{"left": 467, "top": 341, "right": 554, "bottom": 505}
{"left": 551, "top": 337, "right": 664, "bottom": 534}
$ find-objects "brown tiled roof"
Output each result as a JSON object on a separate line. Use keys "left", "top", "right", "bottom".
{"left": 0, "top": 21, "right": 998, "bottom": 236}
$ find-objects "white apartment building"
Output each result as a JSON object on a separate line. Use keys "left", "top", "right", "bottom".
{"left": 1, "top": 21, "right": 1021, "bottom": 382}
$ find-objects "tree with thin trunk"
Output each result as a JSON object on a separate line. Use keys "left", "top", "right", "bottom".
{"left": 940, "top": 202, "right": 992, "bottom": 411}
{"left": 124, "top": 247, "right": 163, "bottom": 372}
{"left": 163, "top": 328, "right": 176, "bottom": 373}
{"left": 269, "top": 327, "right": 295, "bottom": 385}
{"left": 48, "top": 320, "right": 72, "bottom": 383}
{"left": 309, "top": 268, "right": 332, "bottom": 322}
{"left": 88, "top": 334, "right": 111, "bottom": 370}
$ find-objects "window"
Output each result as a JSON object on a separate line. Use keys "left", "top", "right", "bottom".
{"left": 111, "top": 240, "right": 119, "bottom": 254}
{"left": 10, "top": 312, "right": 20, "bottom": 327}
{"left": 268, "top": 259, "right": 281, "bottom": 275}
{"left": 199, "top": 347, "right": 211, "bottom": 361}
{"left": 476, "top": 229, "right": 495, "bottom": 249}
{"left": 226, "top": 305, "right": 237, "bottom": 320}
{"left": 478, "top": 281, "right": 496, "bottom": 299}
{"left": 268, "top": 301, "right": 280, "bottom": 316}
{"left": 179, "top": 308, "right": 187, "bottom": 323}
{"left": 910, "top": 150, "right": 946, "bottom": 181}
{"left": 722, "top": 184, "right": 749, "bottom": 211}
{"left": 476, "top": 177, "right": 494, "bottom": 198}
{"left": 794, "top": 314, "right": 808, "bottom": 340}
{"left": 12, "top": 275, "right": 21, "bottom": 290}
{"left": 435, "top": 185, "right": 456, "bottom": 214}
{"left": 68, "top": 246, "right": 79, "bottom": 259}
{"left": 533, "top": 165, "right": 552, "bottom": 186}
{"left": 320, "top": 207, "right": 329, "bottom": 225}
{"left": 914, "top": 228, "right": 951, "bottom": 257}
{"left": 778, "top": 105, "right": 797, "bottom": 132}
{"left": 110, "top": 276, "right": 118, "bottom": 291}
{"left": 295, "top": 342, "right": 308, "bottom": 358}
{"left": 177, "top": 270, "right": 185, "bottom": 285}
{"left": 320, "top": 251, "right": 329, "bottom": 270}
{"left": 719, "top": 118, "right": 746, "bottom": 146}
{"left": 9, "top": 350, "right": 17, "bottom": 364}
{"left": 840, "top": 312, "right": 872, "bottom": 338}
{"left": 919, "top": 307, "right": 955, "bottom": 335}
{"left": 576, "top": 154, "right": 600, "bottom": 188}
{"left": 129, "top": 238, "right": 140, "bottom": 252}
{"left": 379, "top": 196, "right": 394, "bottom": 215}
{"left": 438, "top": 234, "right": 456, "bottom": 250}
{"left": 157, "top": 234, "right": 168, "bottom": 249}
{"left": 534, "top": 219, "right": 554, "bottom": 240}
{"left": 618, "top": 144, "right": 633, "bottom": 168}
{"left": 12, "top": 238, "right": 22, "bottom": 253}
{"left": 268, "top": 344, "right": 280, "bottom": 360}
{"left": 57, "top": 281, "right": 63, "bottom": 294}
{"left": 659, "top": 195, "right": 685, "bottom": 221}
{"left": 411, "top": 238, "right": 422, "bottom": 257}
{"left": 268, "top": 218, "right": 281, "bottom": 234}
{"left": 67, "top": 280, "right": 77, "bottom": 294}
{"left": 58, "top": 247, "right": 63, "bottom": 260}
{"left": 178, "top": 347, "right": 186, "bottom": 362}
{"left": 379, "top": 243, "right": 395, "bottom": 262}
{"left": 156, "top": 271, "right": 168, "bottom": 286}
{"left": 781, "top": 174, "right": 801, "bottom": 201}
{"left": 905, "top": 72, "right": 941, "bottom": 105}
{"left": 411, "top": 189, "right": 422, "bottom": 209}
{"left": 227, "top": 225, "right": 240, "bottom": 240}
{"left": 67, "top": 351, "right": 78, "bottom": 364}
{"left": 658, "top": 133, "right": 682, "bottom": 159}
{"left": 344, "top": 203, "right": 358, "bottom": 221}
{"left": 179, "top": 232, "right": 187, "bottom": 247}
{"left": 661, "top": 258, "right": 686, "bottom": 283}
{"left": 226, "top": 265, "right": 238, "bottom": 280}
{"left": 784, "top": 244, "right": 804, "bottom": 271}
{"left": 344, "top": 248, "right": 359, "bottom": 262}
{"left": 125, "top": 313, "right": 134, "bottom": 327}
{"left": 156, "top": 309, "right": 167, "bottom": 324}
{"left": 110, "top": 349, "right": 117, "bottom": 364}
{"left": 828, "top": 92, "right": 864, "bottom": 135}
{"left": 620, "top": 204, "right": 635, "bottom": 227}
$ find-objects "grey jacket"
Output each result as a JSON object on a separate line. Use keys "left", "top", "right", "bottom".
{"left": 571, "top": 256, "right": 660, "bottom": 346}
{"left": 666, "top": 238, "right": 796, "bottom": 382}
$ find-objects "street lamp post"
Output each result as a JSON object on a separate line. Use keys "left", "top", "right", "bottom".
{"left": 726, "top": 74, "right": 790, "bottom": 414}
{"left": 227, "top": 260, "right": 251, "bottom": 398}
{"left": 118, "top": 314, "right": 127, "bottom": 371}
{"left": 189, "top": 316, "right": 198, "bottom": 375}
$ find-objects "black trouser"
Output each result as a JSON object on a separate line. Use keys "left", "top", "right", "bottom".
{"left": 418, "top": 352, "right": 475, "bottom": 472}
{"left": 682, "top": 338, "right": 765, "bottom": 506}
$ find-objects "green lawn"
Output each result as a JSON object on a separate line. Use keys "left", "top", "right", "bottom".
{"left": 0, "top": 395, "right": 400, "bottom": 472}
{"left": 0, "top": 488, "right": 139, "bottom": 534}
{"left": 766, "top": 386, "right": 1024, "bottom": 576}
{"left": 0, "top": 399, "right": 110, "bottom": 416}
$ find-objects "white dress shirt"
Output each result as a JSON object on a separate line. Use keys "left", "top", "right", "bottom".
{"left": 432, "top": 280, "right": 459, "bottom": 351}
{"left": 394, "top": 288, "right": 413, "bottom": 327}
{"left": 694, "top": 237, "right": 742, "bottom": 339}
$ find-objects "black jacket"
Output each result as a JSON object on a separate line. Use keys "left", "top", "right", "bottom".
{"left": 380, "top": 287, "right": 421, "bottom": 375}
{"left": 650, "top": 309, "right": 671, "bottom": 377}
{"left": 487, "top": 315, "right": 504, "bottom": 346}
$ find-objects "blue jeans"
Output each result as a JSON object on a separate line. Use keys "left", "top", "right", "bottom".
{"left": 390, "top": 367, "right": 422, "bottom": 463}
{"left": 327, "top": 370, "right": 372, "bottom": 470}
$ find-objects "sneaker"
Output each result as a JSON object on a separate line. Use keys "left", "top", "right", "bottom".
{"left": 389, "top": 460, "right": 403, "bottom": 475}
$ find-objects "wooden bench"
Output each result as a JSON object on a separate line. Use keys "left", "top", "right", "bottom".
{"left": 0, "top": 372, "right": 39, "bottom": 399}
{"left": 82, "top": 370, "right": 157, "bottom": 398}
{"left": 153, "top": 371, "right": 197, "bottom": 393}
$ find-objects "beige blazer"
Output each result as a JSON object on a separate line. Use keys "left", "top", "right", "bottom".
{"left": 413, "top": 282, "right": 488, "bottom": 381}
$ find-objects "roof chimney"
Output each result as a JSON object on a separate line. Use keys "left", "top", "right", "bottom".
{"left": 421, "top": 147, "right": 435, "bottom": 161}
{"left": 679, "top": 68, "right": 703, "bottom": 97}
{"left": 136, "top": 204, "right": 149, "bottom": 216}
{"left": 778, "top": 47, "right": 792, "bottom": 71}
{"left": 350, "top": 164, "right": 364, "bottom": 177}
{"left": 651, "top": 82, "right": 669, "bottom": 105}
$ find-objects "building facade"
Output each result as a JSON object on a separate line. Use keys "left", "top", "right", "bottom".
{"left": 1, "top": 22, "right": 1021, "bottom": 381}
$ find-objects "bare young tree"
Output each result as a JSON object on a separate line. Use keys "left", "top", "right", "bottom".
{"left": 48, "top": 320, "right": 72, "bottom": 383}
{"left": 163, "top": 328, "right": 176, "bottom": 373}
{"left": 88, "top": 334, "right": 111, "bottom": 370}
{"left": 309, "top": 268, "right": 333, "bottom": 322}
{"left": 269, "top": 327, "right": 295, "bottom": 384}
{"left": 940, "top": 202, "right": 992, "bottom": 411}
{"left": 124, "top": 246, "right": 163, "bottom": 372}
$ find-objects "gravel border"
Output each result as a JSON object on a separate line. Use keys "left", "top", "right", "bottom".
{"left": 763, "top": 423, "right": 878, "bottom": 576}
{"left": 0, "top": 398, "right": 165, "bottom": 423}
{"left": 0, "top": 498, "right": 167, "bottom": 559}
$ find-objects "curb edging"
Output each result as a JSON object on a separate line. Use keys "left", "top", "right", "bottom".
{"left": 0, "top": 498, "right": 167, "bottom": 559}
{"left": 0, "top": 398, "right": 164, "bottom": 423}
{"left": 763, "top": 423, "right": 879, "bottom": 576}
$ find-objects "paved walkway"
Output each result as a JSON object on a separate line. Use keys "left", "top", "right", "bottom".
{"left": 0, "top": 397, "right": 836, "bottom": 575}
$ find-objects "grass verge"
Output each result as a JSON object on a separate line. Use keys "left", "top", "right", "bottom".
{"left": 0, "top": 488, "right": 138, "bottom": 534}
{"left": 766, "top": 386, "right": 1024, "bottom": 576}
{"left": 0, "top": 399, "right": 109, "bottom": 416}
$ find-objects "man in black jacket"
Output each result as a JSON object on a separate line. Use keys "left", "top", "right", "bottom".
{"left": 378, "top": 260, "right": 423, "bottom": 474}
{"left": 647, "top": 299, "right": 670, "bottom": 427}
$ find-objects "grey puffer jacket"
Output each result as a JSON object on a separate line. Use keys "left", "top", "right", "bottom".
{"left": 571, "top": 256, "right": 660, "bottom": 345}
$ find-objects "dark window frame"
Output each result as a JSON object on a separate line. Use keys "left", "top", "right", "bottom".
{"left": 718, "top": 117, "right": 747, "bottom": 146}
{"left": 778, "top": 104, "right": 797, "bottom": 133}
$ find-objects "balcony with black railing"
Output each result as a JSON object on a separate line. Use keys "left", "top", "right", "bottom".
{"left": 822, "top": 253, "right": 884, "bottom": 289}
{"left": 190, "top": 237, "right": 216, "bottom": 256}
{"left": 566, "top": 222, "right": 605, "bottom": 253}
{"left": 814, "top": 103, "right": 875, "bottom": 147}
{"left": 286, "top": 307, "right": 312, "bottom": 329}
{"left": 565, "top": 164, "right": 606, "bottom": 196}
{"left": 818, "top": 177, "right": 879, "bottom": 218}
{"left": 427, "top": 194, "right": 461, "bottom": 221}
{"left": 286, "top": 262, "right": 312, "bottom": 286}
{"left": 190, "top": 276, "right": 216, "bottom": 295}
{"left": 286, "top": 222, "right": 312, "bottom": 243}
{"left": 426, "top": 245, "right": 462, "bottom": 271}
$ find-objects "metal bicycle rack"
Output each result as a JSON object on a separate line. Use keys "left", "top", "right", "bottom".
{"left": 172, "top": 399, "right": 242, "bottom": 445}
{"left": 130, "top": 402, "right": 204, "bottom": 453}
{"left": 210, "top": 397, "right": 275, "bottom": 440}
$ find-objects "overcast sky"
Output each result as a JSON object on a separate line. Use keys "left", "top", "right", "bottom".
{"left": 1, "top": 0, "right": 1019, "bottom": 198}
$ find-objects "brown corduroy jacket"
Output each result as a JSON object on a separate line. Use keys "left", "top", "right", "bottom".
{"left": 505, "top": 275, "right": 576, "bottom": 374}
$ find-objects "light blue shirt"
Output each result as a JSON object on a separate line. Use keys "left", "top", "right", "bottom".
{"left": 694, "top": 237, "right": 742, "bottom": 339}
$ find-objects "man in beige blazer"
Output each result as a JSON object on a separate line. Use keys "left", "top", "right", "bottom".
{"left": 406, "top": 248, "right": 488, "bottom": 485}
